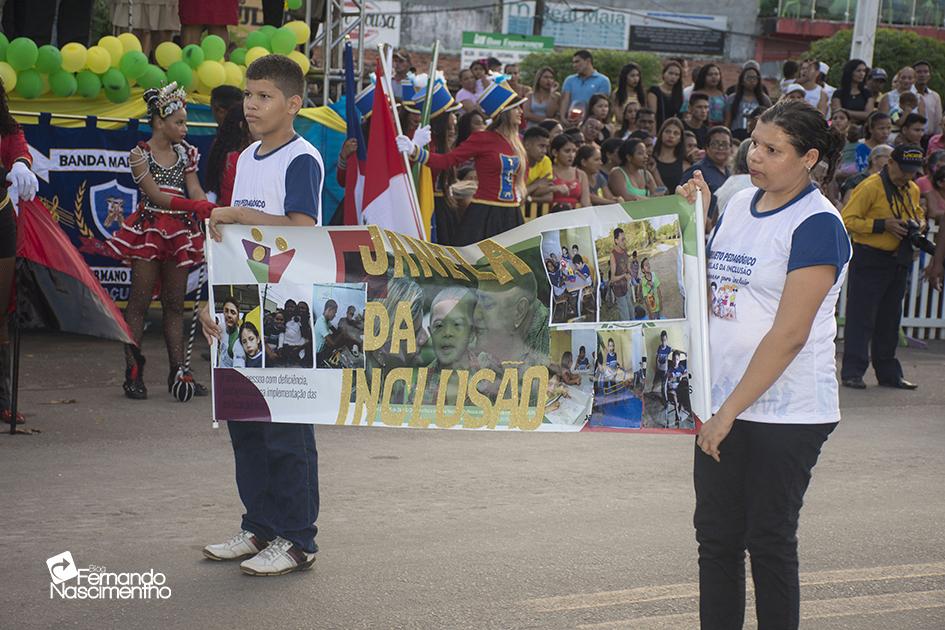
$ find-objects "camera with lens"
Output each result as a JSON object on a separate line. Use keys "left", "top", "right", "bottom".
{"left": 905, "top": 220, "right": 935, "bottom": 255}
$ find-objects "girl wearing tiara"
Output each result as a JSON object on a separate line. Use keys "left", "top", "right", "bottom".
{"left": 109, "top": 83, "right": 215, "bottom": 400}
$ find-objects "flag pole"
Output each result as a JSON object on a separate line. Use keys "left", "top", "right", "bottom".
{"left": 411, "top": 40, "right": 439, "bottom": 185}
{"left": 377, "top": 43, "right": 425, "bottom": 239}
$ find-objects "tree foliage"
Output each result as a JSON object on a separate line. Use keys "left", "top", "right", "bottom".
{"left": 809, "top": 28, "right": 945, "bottom": 96}
{"left": 518, "top": 48, "right": 663, "bottom": 92}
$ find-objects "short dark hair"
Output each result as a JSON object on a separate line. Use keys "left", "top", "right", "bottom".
{"left": 902, "top": 113, "right": 927, "bottom": 128}
{"left": 899, "top": 92, "right": 919, "bottom": 107}
{"left": 246, "top": 54, "right": 305, "bottom": 99}
{"left": 523, "top": 126, "right": 550, "bottom": 142}
{"left": 222, "top": 297, "right": 240, "bottom": 312}
{"left": 573, "top": 50, "right": 593, "bottom": 63}
{"left": 689, "top": 92, "right": 709, "bottom": 106}
{"left": 210, "top": 85, "right": 243, "bottom": 110}
{"left": 613, "top": 227, "right": 624, "bottom": 239}
{"left": 636, "top": 108, "right": 655, "bottom": 118}
{"left": 706, "top": 126, "right": 733, "bottom": 143}
{"left": 628, "top": 130, "right": 650, "bottom": 140}
{"left": 601, "top": 137, "right": 623, "bottom": 158}
{"left": 782, "top": 60, "right": 799, "bottom": 79}
{"left": 573, "top": 254, "right": 583, "bottom": 265}
{"left": 913, "top": 60, "right": 931, "bottom": 70}
{"left": 538, "top": 118, "right": 561, "bottom": 132}
{"left": 324, "top": 299, "right": 338, "bottom": 312}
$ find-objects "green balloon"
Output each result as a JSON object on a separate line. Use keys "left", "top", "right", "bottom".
{"left": 15, "top": 68, "right": 43, "bottom": 98}
{"left": 0, "top": 33, "right": 11, "bottom": 62}
{"left": 201, "top": 34, "right": 226, "bottom": 62}
{"left": 36, "top": 44, "right": 62, "bottom": 74}
{"left": 245, "top": 30, "right": 271, "bottom": 52}
{"left": 101, "top": 67, "right": 125, "bottom": 91}
{"left": 49, "top": 70, "right": 77, "bottom": 97}
{"left": 119, "top": 50, "right": 148, "bottom": 79}
{"left": 181, "top": 44, "right": 204, "bottom": 69}
{"left": 270, "top": 28, "right": 296, "bottom": 55}
{"left": 166, "top": 61, "right": 193, "bottom": 90}
{"left": 229, "top": 47, "right": 247, "bottom": 66}
{"left": 259, "top": 25, "right": 277, "bottom": 36}
{"left": 7, "top": 37, "right": 39, "bottom": 71}
{"left": 287, "top": 0, "right": 302, "bottom": 8}
{"left": 106, "top": 77, "right": 130, "bottom": 103}
{"left": 138, "top": 64, "right": 166, "bottom": 90}
{"left": 76, "top": 70, "right": 101, "bottom": 98}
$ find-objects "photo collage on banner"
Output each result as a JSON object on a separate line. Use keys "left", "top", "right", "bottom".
{"left": 207, "top": 196, "right": 708, "bottom": 433}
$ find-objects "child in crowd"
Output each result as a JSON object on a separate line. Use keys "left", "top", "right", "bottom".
{"left": 240, "top": 321, "right": 263, "bottom": 368}
{"left": 199, "top": 55, "right": 324, "bottom": 577}
{"left": 575, "top": 346, "right": 591, "bottom": 370}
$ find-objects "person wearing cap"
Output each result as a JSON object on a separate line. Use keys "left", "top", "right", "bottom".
{"left": 402, "top": 81, "right": 463, "bottom": 244}
{"left": 396, "top": 80, "right": 529, "bottom": 245}
{"left": 390, "top": 50, "right": 411, "bottom": 101}
{"left": 866, "top": 68, "right": 888, "bottom": 102}
{"left": 559, "top": 50, "right": 611, "bottom": 123}
{"left": 840, "top": 144, "right": 927, "bottom": 390}
{"left": 782, "top": 83, "right": 807, "bottom": 102}
{"left": 913, "top": 60, "right": 942, "bottom": 135}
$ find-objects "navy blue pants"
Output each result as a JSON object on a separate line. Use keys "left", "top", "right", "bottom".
{"left": 227, "top": 421, "right": 319, "bottom": 553}
{"left": 694, "top": 420, "right": 836, "bottom": 630}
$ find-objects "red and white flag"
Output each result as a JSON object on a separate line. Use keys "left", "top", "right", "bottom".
{"left": 362, "top": 69, "right": 424, "bottom": 239}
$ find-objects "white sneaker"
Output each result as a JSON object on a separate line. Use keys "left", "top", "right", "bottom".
{"left": 203, "top": 530, "right": 268, "bottom": 561}
{"left": 239, "top": 536, "right": 316, "bottom": 576}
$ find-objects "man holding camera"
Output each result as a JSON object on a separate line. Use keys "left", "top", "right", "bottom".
{"left": 841, "top": 145, "right": 928, "bottom": 390}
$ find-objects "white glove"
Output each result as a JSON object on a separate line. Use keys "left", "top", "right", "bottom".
{"left": 395, "top": 135, "right": 415, "bottom": 155}
{"left": 7, "top": 161, "right": 38, "bottom": 201}
{"left": 412, "top": 125, "right": 431, "bottom": 149}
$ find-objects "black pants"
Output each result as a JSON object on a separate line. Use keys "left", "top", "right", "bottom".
{"left": 694, "top": 420, "right": 836, "bottom": 630}
{"left": 840, "top": 244, "right": 908, "bottom": 383}
{"left": 1, "top": 0, "right": 93, "bottom": 46}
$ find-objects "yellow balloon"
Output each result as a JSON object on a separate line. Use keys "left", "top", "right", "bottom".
{"left": 197, "top": 60, "right": 225, "bottom": 88}
{"left": 117, "top": 32, "right": 142, "bottom": 54}
{"left": 154, "top": 41, "right": 182, "bottom": 70}
{"left": 245, "top": 46, "right": 269, "bottom": 67}
{"left": 61, "top": 42, "right": 88, "bottom": 73}
{"left": 192, "top": 73, "right": 209, "bottom": 94}
{"left": 284, "top": 20, "right": 311, "bottom": 46}
{"left": 222, "top": 61, "right": 243, "bottom": 87}
{"left": 39, "top": 74, "right": 50, "bottom": 96}
{"left": 287, "top": 50, "right": 310, "bottom": 75}
{"left": 97, "top": 36, "right": 123, "bottom": 67}
{"left": 0, "top": 61, "right": 16, "bottom": 92}
{"left": 85, "top": 46, "right": 111, "bottom": 74}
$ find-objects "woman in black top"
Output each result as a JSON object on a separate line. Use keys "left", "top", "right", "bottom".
{"left": 831, "top": 59, "right": 875, "bottom": 123}
{"left": 652, "top": 117, "right": 690, "bottom": 193}
{"left": 646, "top": 60, "right": 683, "bottom": 128}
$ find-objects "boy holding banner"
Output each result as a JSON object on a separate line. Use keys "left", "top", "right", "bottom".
{"left": 198, "top": 55, "right": 324, "bottom": 577}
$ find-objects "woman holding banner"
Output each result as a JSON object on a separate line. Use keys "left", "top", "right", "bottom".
{"left": 397, "top": 80, "right": 528, "bottom": 245}
{"left": 677, "top": 99, "right": 849, "bottom": 630}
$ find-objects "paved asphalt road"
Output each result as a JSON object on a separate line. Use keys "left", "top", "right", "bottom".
{"left": 1, "top": 331, "right": 943, "bottom": 629}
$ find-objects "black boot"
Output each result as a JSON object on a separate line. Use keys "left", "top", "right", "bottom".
{"left": 123, "top": 347, "right": 147, "bottom": 400}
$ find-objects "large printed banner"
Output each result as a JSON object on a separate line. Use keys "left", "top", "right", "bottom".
{"left": 208, "top": 196, "right": 710, "bottom": 433}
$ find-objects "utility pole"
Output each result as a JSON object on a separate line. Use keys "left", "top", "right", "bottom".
{"left": 850, "top": 0, "right": 880, "bottom": 65}
{"left": 494, "top": 0, "right": 504, "bottom": 33}
{"left": 533, "top": 0, "right": 545, "bottom": 36}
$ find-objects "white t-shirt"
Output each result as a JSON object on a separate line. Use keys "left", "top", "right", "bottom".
{"left": 231, "top": 134, "right": 324, "bottom": 222}
{"left": 706, "top": 184, "right": 851, "bottom": 424}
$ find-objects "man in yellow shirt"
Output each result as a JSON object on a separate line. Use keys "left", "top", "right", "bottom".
{"left": 524, "top": 127, "right": 554, "bottom": 203}
{"left": 840, "top": 145, "right": 926, "bottom": 390}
